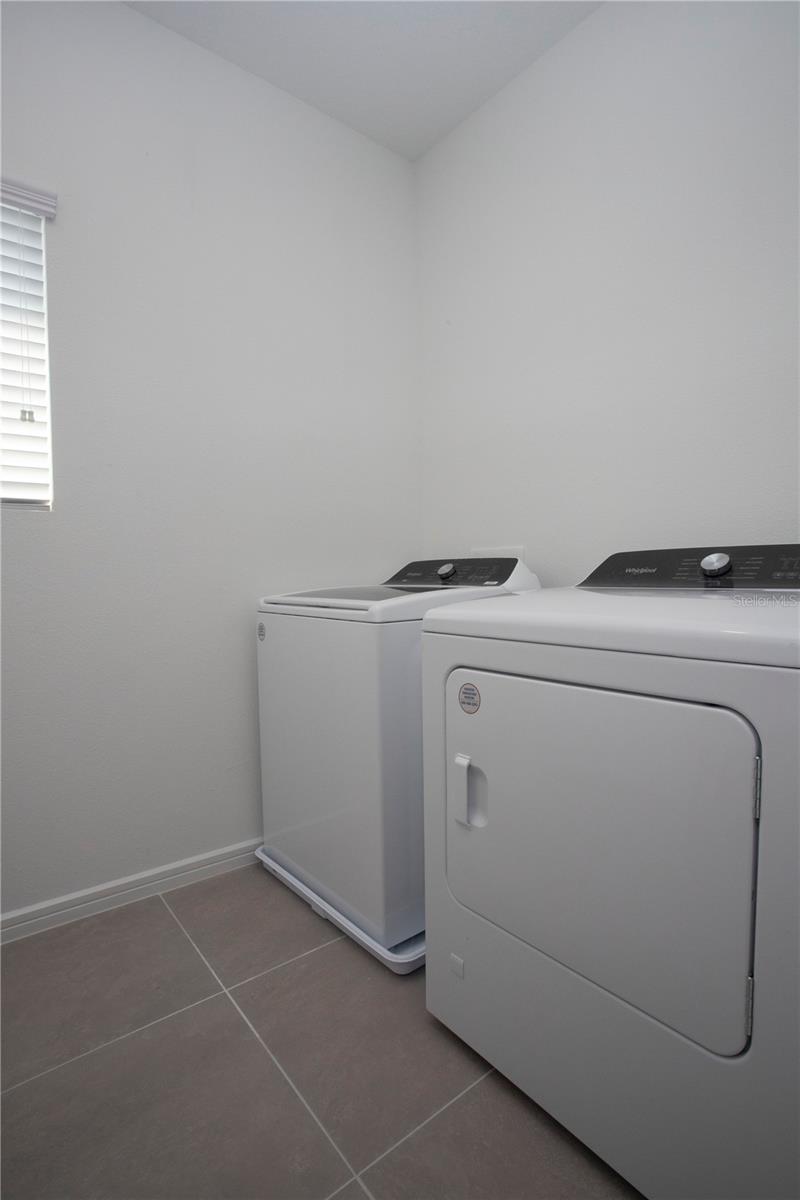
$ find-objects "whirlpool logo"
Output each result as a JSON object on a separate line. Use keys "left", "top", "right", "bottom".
{"left": 625, "top": 567, "right": 657, "bottom": 574}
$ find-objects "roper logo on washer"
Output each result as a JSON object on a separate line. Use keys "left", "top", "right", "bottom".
{"left": 458, "top": 683, "right": 481, "bottom": 714}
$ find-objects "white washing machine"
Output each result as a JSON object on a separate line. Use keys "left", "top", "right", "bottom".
{"left": 422, "top": 544, "right": 799, "bottom": 1199}
{"left": 256, "top": 556, "right": 539, "bottom": 973}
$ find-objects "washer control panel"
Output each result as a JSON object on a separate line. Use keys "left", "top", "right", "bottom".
{"left": 579, "top": 545, "right": 800, "bottom": 589}
{"left": 385, "top": 558, "right": 517, "bottom": 588}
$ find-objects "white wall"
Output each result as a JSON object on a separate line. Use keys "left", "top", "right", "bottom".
{"left": 1, "top": 2, "right": 419, "bottom": 915}
{"left": 417, "top": 2, "right": 799, "bottom": 586}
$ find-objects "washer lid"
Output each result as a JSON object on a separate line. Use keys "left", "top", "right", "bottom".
{"left": 272, "top": 585, "right": 412, "bottom": 605}
{"left": 423, "top": 587, "right": 800, "bottom": 667}
{"left": 259, "top": 584, "right": 511, "bottom": 622}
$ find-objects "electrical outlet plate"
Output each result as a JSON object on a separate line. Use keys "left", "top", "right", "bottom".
{"left": 470, "top": 544, "right": 526, "bottom": 562}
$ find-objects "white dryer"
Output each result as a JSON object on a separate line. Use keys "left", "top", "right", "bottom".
{"left": 422, "top": 544, "right": 799, "bottom": 1199}
{"left": 256, "top": 557, "right": 539, "bottom": 973}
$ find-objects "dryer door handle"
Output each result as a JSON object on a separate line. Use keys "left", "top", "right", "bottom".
{"left": 451, "top": 753, "right": 489, "bottom": 829}
{"left": 451, "top": 753, "right": 472, "bottom": 826}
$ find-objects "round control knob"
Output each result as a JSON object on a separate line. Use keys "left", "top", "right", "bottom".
{"left": 700, "top": 552, "right": 732, "bottom": 577}
{"left": 437, "top": 562, "right": 456, "bottom": 580}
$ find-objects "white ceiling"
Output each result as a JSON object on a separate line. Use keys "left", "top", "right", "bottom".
{"left": 129, "top": 2, "right": 599, "bottom": 160}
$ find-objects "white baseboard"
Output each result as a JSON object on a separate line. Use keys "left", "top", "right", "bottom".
{"left": 1, "top": 837, "right": 263, "bottom": 944}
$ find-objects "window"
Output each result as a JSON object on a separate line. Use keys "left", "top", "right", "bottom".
{"left": 1, "top": 181, "right": 57, "bottom": 508}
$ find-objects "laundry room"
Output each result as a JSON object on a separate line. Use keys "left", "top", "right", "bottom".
{"left": 1, "top": 2, "right": 798, "bottom": 1198}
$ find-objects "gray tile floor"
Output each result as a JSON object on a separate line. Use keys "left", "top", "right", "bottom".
{"left": 2, "top": 864, "right": 640, "bottom": 1200}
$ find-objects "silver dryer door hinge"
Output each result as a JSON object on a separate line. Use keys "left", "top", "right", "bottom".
{"left": 753, "top": 756, "right": 762, "bottom": 820}
{"left": 745, "top": 975, "right": 754, "bottom": 1038}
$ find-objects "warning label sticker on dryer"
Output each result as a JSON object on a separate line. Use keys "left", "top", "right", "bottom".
{"left": 458, "top": 683, "right": 481, "bottom": 714}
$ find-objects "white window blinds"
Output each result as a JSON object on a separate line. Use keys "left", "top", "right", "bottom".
{"left": 1, "top": 191, "right": 54, "bottom": 507}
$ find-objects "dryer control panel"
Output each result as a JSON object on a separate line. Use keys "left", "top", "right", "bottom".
{"left": 385, "top": 558, "right": 518, "bottom": 588}
{"left": 580, "top": 545, "right": 800, "bottom": 589}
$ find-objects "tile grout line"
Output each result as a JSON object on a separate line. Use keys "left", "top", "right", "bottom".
{"left": 230, "top": 934, "right": 345, "bottom": 991}
{"left": 355, "top": 1065, "right": 496, "bottom": 1184}
{"left": 322, "top": 1176, "right": 362, "bottom": 1200}
{"left": 0, "top": 990, "right": 224, "bottom": 1096}
{"left": 159, "top": 893, "right": 361, "bottom": 1189}
{"left": 355, "top": 1172, "right": 379, "bottom": 1200}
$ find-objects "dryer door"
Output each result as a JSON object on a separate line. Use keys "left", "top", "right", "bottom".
{"left": 445, "top": 669, "right": 759, "bottom": 1056}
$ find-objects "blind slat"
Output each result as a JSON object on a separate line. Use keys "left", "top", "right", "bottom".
{"left": 1, "top": 266, "right": 43, "bottom": 284}
{"left": 0, "top": 232, "right": 42, "bottom": 256}
{"left": 2, "top": 450, "right": 51, "bottom": 469}
{"left": 2, "top": 322, "right": 47, "bottom": 341}
{"left": 2, "top": 350, "right": 48, "bottom": 371}
{"left": 1, "top": 431, "right": 50, "bottom": 449}
{"left": 2, "top": 323, "right": 46, "bottom": 341}
{"left": 2, "top": 372, "right": 49, "bottom": 392}
{"left": 0, "top": 482, "right": 51, "bottom": 500}
{"left": 1, "top": 260, "right": 44, "bottom": 285}
{"left": 2, "top": 464, "right": 52, "bottom": 482}
{"left": 1, "top": 274, "right": 44, "bottom": 296}
{"left": 3, "top": 431, "right": 50, "bottom": 450}
{"left": 1, "top": 252, "right": 43, "bottom": 274}
{"left": 0, "top": 289, "right": 44, "bottom": 313}
{"left": 2, "top": 353, "right": 47, "bottom": 374}
{"left": 1, "top": 409, "right": 49, "bottom": 425}
{"left": 2, "top": 340, "right": 47, "bottom": 362}
{"left": 1, "top": 399, "right": 49, "bottom": 416}
{"left": 0, "top": 205, "right": 43, "bottom": 232}
{"left": 1, "top": 310, "right": 46, "bottom": 333}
